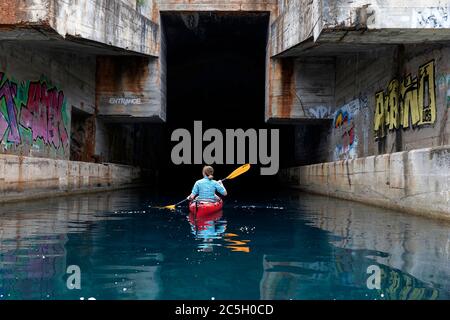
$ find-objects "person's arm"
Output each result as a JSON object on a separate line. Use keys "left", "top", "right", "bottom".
{"left": 215, "top": 180, "right": 227, "bottom": 196}
{"left": 188, "top": 182, "right": 199, "bottom": 200}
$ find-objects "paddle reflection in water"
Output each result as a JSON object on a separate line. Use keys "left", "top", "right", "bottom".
{"left": 187, "top": 210, "right": 251, "bottom": 253}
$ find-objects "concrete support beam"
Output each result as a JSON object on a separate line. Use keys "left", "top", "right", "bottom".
{"left": 322, "top": 0, "right": 450, "bottom": 30}
{"left": 266, "top": 57, "right": 335, "bottom": 122}
{"left": 157, "top": 0, "right": 277, "bottom": 12}
{"left": 271, "top": 0, "right": 450, "bottom": 57}
{"left": 96, "top": 55, "right": 166, "bottom": 122}
{"left": 270, "top": 0, "right": 322, "bottom": 56}
{"left": 0, "top": 0, "right": 159, "bottom": 56}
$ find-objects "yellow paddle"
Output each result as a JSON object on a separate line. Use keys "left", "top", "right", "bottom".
{"left": 160, "top": 164, "right": 251, "bottom": 210}
{"left": 221, "top": 163, "right": 251, "bottom": 182}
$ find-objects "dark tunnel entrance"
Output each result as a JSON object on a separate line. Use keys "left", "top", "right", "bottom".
{"left": 156, "top": 12, "right": 297, "bottom": 195}
{"left": 147, "top": 12, "right": 298, "bottom": 196}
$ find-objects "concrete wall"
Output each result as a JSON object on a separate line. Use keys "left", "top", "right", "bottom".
{"left": 0, "top": 153, "right": 140, "bottom": 203}
{"left": 276, "top": 43, "right": 450, "bottom": 163}
{"left": 319, "top": 44, "right": 450, "bottom": 162}
{"left": 5, "top": 0, "right": 450, "bottom": 125}
{"left": 0, "top": 41, "right": 96, "bottom": 160}
{"left": 283, "top": 44, "right": 450, "bottom": 217}
{"left": 271, "top": 0, "right": 321, "bottom": 55}
{"left": 266, "top": 57, "right": 335, "bottom": 121}
{"left": 322, "top": 0, "right": 450, "bottom": 30}
{"left": 52, "top": 0, "right": 159, "bottom": 56}
{"left": 94, "top": 122, "right": 164, "bottom": 180}
{"left": 280, "top": 146, "right": 450, "bottom": 219}
{"left": 96, "top": 56, "right": 166, "bottom": 121}
{"left": 270, "top": 0, "right": 450, "bottom": 56}
{"left": 157, "top": 0, "right": 277, "bottom": 12}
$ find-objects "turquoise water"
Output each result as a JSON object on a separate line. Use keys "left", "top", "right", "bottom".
{"left": 0, "top": 189, "right": 449, "bottom": 300}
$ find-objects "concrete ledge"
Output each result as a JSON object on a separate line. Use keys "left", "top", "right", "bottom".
{"left": 280, "top": 146, "right": 450, "bottom": 220}
{"left": 0, "top": 0, "right": 159, "bottom": 56}
{"left": 0, "top": 154, "right": 140, "bottom": 203}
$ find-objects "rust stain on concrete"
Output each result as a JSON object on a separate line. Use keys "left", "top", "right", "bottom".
{"left": 96, "top": 55, "right": 150, "bottom": 96}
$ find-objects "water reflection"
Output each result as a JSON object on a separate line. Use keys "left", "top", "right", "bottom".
{"left": 258, "top": 193, "right": 450, "bottom": 300}
{"left": 187, "top": 210, "right": 251, "bottom": 253}
{"left": 0, "top": 192, "right": 164, "bottom": 299}
{"left": 0, "top": 189, "right": 448, "bottom": 300}
{"left": 188, "top": 210, "right": 226, "bottom": 252}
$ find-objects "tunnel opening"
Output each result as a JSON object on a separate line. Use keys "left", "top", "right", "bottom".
{"left": 154, "top": 11, "right": 299, "bottom": 195}
{"left": 157, "top": 12, "right": 295, "bottom": 196}
{"left": 99, "top": 12, "right": 300, "bottom": 197}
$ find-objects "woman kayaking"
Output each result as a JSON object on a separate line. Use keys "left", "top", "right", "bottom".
{"left": 187, "top": 166, "right": 227, "bottom": 214}
{"left": 160, "top": 164, "right": 249, "bottom": 211}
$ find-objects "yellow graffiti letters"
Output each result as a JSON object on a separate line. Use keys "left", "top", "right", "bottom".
{"left": 400, "top": 75, "right": 419, "bottom": 129}
{"left": 417, "top": 61, "right": 436, "bottom": 125}
{"left": 373, "top": 60, "right": 436, "bottom": 138}
{"left": 374, "top": 91, "right": 385, "bottom": 135}
{"left": 388, "top": 79, "right": 400, "bottom": 130}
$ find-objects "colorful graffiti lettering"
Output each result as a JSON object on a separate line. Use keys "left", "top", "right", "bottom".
{"left": 333, "top": 99, "right": 360, "bottom": 161}
{"left": 308, "top": 105, "right": 331, "bottom": 119}
{"left": 0, "top": 72, "right": 69, "bottom": 157}
{"left": 374, "top": 60, "right": 436, "bottom": 139}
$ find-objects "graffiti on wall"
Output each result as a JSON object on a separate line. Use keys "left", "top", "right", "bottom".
{"left": 0, "top": 72, "right": 69, "bottom": 157}
{"left": 108, "top": 96, "right": 142, "bottom": 105}
{"left": 374, "top": 60, "right": 437, "bottom": 139}
{"left": 333, "top": 99, "right": 362, "bottom": 161}
{"left": 307, "top": 105, "right": 331, "bottom": 119}
{"left": 413, "top": 7, "right": 450, "bottom": 28}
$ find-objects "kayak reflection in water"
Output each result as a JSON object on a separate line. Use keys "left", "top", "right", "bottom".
{"left": 187, "top": 165, "right": 227, "bottom": 203}
{"left": 188, "top": 210, "right": 227, "bottom": 252}
{"left": 187, "top": 166, "right": 228, "bottom": 252}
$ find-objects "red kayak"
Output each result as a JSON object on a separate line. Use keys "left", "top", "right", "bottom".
{"left": 189, "top": 199, "right": 223, "bottom": 216}
{"left": 188, "top": 209, "right": 223, "bottom": 231}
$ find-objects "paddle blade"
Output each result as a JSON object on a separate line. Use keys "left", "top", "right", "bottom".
{"left": 162, "top": 205, "right": 176, "bottom": 210}
{"left": 225, "top": 164, "right": 251, "bottom": 180}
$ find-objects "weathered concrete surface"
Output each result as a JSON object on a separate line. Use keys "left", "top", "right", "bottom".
{"left": 266, "top": 57, "right": 335, "bottom": 121}
{"left": 271, "top": 42, "right": 450, "bottom": 160}
{"left": 0, "top": 41, "right": 96, "bottom": 160}
{"left": 0, "top": 0, "right": 159, "bottom": 56}
{"left": 325, "top": 44, "right": 449, "bottom": 162}
{"left": 271, "top": 0, "right": 450, "bottom": 57}
{"left": 0, "top": 154, "right": 140, "bottom": 203}
{"left": 270, "top": 0, "right": 321, "bottom": 56}
{"left": 322, "top": 0, "right": 450, "bottom": 30}
{"left": 280, "top": 146, "right": 450, "bottom": 219}
{"left": 0, "top": 40, "right": 160, "bottom": 165}
{"left": 96, "top": 56, "right": 166, "bottom": 121}
{"left": 157, "top": 0, "right": 277, "bottom": 12}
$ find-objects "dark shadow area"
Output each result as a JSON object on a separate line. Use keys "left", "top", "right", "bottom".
{"left": 70, "top": 108, "right": 95, "bottom": 162}
{"left": 157, "top": 12, "right": 297, "bottom": 196}
{"left": 293, "top": 123, "right": 330, "bottom": 166}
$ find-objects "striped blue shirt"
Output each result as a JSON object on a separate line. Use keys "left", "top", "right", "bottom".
{"left": 191, "top": 177, "right": 226, "bottom": 200}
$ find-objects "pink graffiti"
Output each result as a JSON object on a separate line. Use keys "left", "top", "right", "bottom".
{"left": 20, "top": 81, "right": 68, "bottom": 148}
{"left": 0, "top": 73, "right": 68, "bottom": 149}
